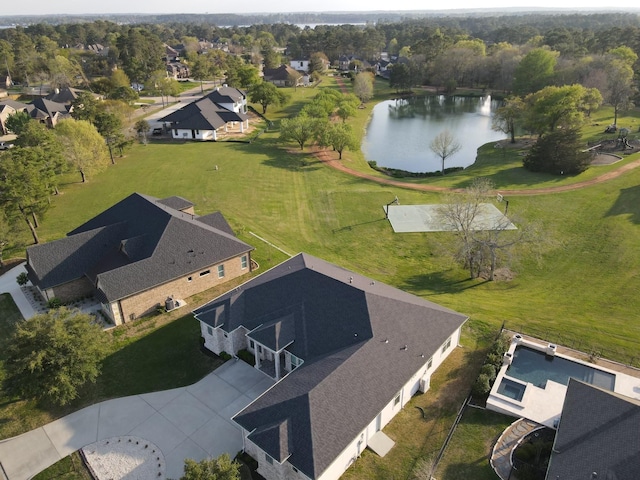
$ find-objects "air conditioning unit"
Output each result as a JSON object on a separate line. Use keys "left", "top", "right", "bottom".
{"left": 419, "top": 376, "right": 430, "bottom": 393}
{"left": 503, "top": 352, "right": 513, "bottom": 366}
{"left": 546, "top": 344, "right": 557, "bottom": 356}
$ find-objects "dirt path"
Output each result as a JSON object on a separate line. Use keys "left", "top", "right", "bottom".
{"left": 313, "top": 148, "right": 640, "bottom": 196}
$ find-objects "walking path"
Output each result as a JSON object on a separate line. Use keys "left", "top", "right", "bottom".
{"left": 490, "top": 418, "right": 541, "bottom": 480}
{"left": 0, "top": 360, "right": 274, "bottom": 480}
{"left": 313, "top": 148, "right": 640, "bottom": 196}
{"left": 0, "top": 263, "right": 36, "bottom": 319}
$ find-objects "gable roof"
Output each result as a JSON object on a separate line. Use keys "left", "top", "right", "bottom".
{"left": 546, "top": 379, "right": 640, "bottom": 480}
{"left": 263, "top": 65, "right": 301, "bottom": 83}
{"left": 159, "top": 94, "right": 248, "bottom": 131}
{"left": 194, "top": 253, "right": 467, "bottom": 479}
{"left": 26, "top": 97, "right": 71, "bottom": 120}
{"left": 27, "top": 193, "right": 253, "bottom": 302}
{"left": 45, "top": 87, "right": 82, "bottom": 104}
{"left": 206, "top": 86, "right": 246, "bottom": 105}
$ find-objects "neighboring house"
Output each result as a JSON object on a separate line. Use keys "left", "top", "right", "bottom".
{"left": 546, "top": 379, "right": 640, "bottom": 480}
{"left": 164, "top": 44, "right": 190, "bottom": 80}
{"left": 263, "top": 65, "right": 302, "bottom": 87}
{"left": 159, "top": 86, "right": 249, "bottom": 141}
{"left": 26, "top": 97, "right": 73, "bottom": 127}
{"left": 193, "top": 253, "right": 467, "bottom": 480}
{"left": 45, "top": 86, "right": 102, "bottom": 105}
{"left": 26, "top": 193, "right": 254, "bottom": 325}
{"left": 289, "top": 59, "right": 310, "bottom": 73}
{"left": 0, "top": 99, "right": 28, "bottom": 134}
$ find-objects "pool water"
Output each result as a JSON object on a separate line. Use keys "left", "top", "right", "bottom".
{"left": 506, "top": 346, "right": 615, "bottom": 391}
{"left": 497, "top": 378, "right": 526, "bottom": 401}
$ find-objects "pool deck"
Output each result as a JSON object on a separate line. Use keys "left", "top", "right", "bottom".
{"left": 487, "top": 332, "right": 640, "bottom": 428}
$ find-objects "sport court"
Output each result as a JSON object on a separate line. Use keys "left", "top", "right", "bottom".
{"left": 386, "top": 203, "right": 517, "bottom": 233}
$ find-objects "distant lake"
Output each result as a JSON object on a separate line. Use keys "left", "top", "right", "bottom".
{"left": 362, "top": 95, "right": 506, "bottom": 173}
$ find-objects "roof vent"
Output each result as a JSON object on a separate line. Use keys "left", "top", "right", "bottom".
{"left": 402, "top": 345, "right": 408, "bottom": 351}
{"left": 384, "top": 339, "right": 389, "bottom": 344}
{"left": 370, "top": 281, "right": 375, "bottom": 285}
{"left": 349, "top": 276, "right": 353, "bottom": 284}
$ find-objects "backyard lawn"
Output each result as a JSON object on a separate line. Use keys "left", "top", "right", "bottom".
{"left": 2, "top": 76, "right": 640, "bottom": 478}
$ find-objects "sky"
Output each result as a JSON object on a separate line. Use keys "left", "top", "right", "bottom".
{"left": 1, "top": 1, "right": 639, "bottom": 16}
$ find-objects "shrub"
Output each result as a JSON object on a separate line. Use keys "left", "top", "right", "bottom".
{"left": 16, "top": 272, "right": 29, "bottom": 286}
{"left": 237, "top": 349, "right": 255, "bottom": 366}
{"left": 481, "top": 363, "right": 497, "bottom": 381}
{"left": 472, "top": 373, "right": 492, "bottom": 396}
{"left": 219, "top": 351, "right": 232, "bottom": 361}
{"left": 47, "top": 297, "right": 62, "bottom": 309}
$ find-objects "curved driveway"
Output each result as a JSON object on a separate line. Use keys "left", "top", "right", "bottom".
{"left": 0, "top": 361, "right": 273, "bottom": 480}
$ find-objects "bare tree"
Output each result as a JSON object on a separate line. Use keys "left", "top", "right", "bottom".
{"left": 430, "top": 130, "right": 462, "bottom": 175}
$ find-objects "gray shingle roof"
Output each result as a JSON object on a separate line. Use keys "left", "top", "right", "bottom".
{"left": 27, "top": 193, "right": 253, "bottom": 302}
{"left": 194, "top": 253, "right": 467, "bottom": 479}
{"left": 546, "top": 379, "right": 640, "bottom": 480}
{"left": 159, "top": 96, "right": 248, "bottom": 131}
{"left": 157, "top": 195, "right": 193, "bottom": 211}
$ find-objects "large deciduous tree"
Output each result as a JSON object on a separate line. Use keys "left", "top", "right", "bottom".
{"left": 492, "top": 96, "right": 524, "bottom": 144}
{"left": 430, "top": 130, "right": 462, "bottom": 175}
{"left": 353, "top": 72, "right": 374, "bottom": 103}
{"left": 279, "top": 116, "right": 325, "bottom": 150}
{"left": 55, "top": 119, "right": 110, "bottom": 183}
{"left": 3, "top": 308, "right": 109, "bottom": 406}
{"left": 116, "top": 27, "right": 164, "bottom": 84}
{"left": 320, "top": 122, "right": 359, "bottom": 159}
{"left": 249, "top": 82, "right": 289, "bottom": 114}
{"left": 512, "top": 48, "right": 559, "bottom": 96}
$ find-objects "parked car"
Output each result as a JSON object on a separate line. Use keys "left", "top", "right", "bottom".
{"left": 152, "top": 128, "right": 163, "bottom": 136}
{"left": 0, "top": 142, "right": 14, "bottom": 150}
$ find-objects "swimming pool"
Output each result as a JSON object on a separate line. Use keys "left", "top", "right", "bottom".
{"left": 505, "top": 346, "right": 615, "bottom": 391}
{"left": 496, "top": 378, "right": 526, "bottom": 401}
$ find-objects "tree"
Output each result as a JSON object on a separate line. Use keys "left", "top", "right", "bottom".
{"left": 248, "top": 82, "right": 289, "bottom": 114}
{"left": 389, "top": 63, "right": 413, "bottom": 93}
{"left": 523, "top": 128, "right": 591, "bottom": 175}
{"left": 320, "top": 123, "right": 359, "bottom": 159}
{"left": 512, "top": 48, "right": 559, "bottom": 96}
{"left": 117, "top": 27, "right": 164, "bottom": 84}
{"left": 94, "top": 112, "right": 123, "bottom": 164}
{"left": 181, "top": 454, "right": 240, "bottom": 480}
{"left": 430, "top": 130, "right": 462, "bottom": 175}
{"left": 437, "top": 178, "right": 493, "bottom": 279}
{"left": 55, "top": 119, "right": 110, "bottom": 183}
{"left": 279, "top": 116, "right": 325, "bottom": 150}
{"left": 605, "top": 60, "right": 636, "bottom": 125}
{"left": 353, "top": 72, "right": 374, "bottom": 103}
{"left": 5, "top": 111, "right": 31, "bottom": 135}
{"left": 309, "top": 52, "right": 328, "bottom": 75}
{"left": 492, "top": 96, "right": 524, "bottom": 143}
{"left": 134, "top": 119, "right": 150, "bottom": 143}
{"left": 0, "top": 147, "right": 52, "bottom": 244}
{"left": 523, "top": 84, "right": 602, "bottom": 137}
{"left": 3, "top": 308, "right": 109, "bottom": 406}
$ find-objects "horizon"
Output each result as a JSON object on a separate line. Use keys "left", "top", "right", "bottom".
{"left": 1, "top": 4, "right": 640, "bottom": 17}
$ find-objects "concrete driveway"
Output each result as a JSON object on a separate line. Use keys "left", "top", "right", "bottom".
{"left": 0, "top": 360, "right": 274, "bottom": 480}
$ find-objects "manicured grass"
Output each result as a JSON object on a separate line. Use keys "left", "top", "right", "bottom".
{"left": 32, "top": 452, "right": 92, "bottom": 480}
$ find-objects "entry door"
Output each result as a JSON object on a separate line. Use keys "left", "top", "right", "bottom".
{"left": 375, "top": 413, "right": 382, "bottom": 432}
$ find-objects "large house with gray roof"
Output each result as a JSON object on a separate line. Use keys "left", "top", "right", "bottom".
{"left": 546, "top": 379, "right": 640, "bottom": 480}
{"left": 26, "top": 193, "right": 253, "bottom": 325}
{"left": 193, "top": 253, "right": 467, "bottom": 480}
{"left": 159, "top": 86, "right": 249, "bottom": 141}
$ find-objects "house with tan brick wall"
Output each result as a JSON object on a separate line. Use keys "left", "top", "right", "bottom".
{"left": 193, "top": 253, "right": 467, "bottom": 480}
{"left": 26, "top": 193, "right": 253, "bottom": 325}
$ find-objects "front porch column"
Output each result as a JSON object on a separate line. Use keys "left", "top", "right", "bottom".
{"left": 254, "top": 347, "right": 261, "bottom": 368}
{"left": 240, "top": 121, "right": 244, "bottom": 133}
{"left": 275, "top": 351, "right": 281, "bottom": 381}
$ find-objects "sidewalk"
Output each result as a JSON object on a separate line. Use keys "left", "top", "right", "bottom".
{"left": 0, "top": 262, "right": 36, "bottom": 319}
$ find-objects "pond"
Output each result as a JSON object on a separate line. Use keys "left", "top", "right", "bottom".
{"left": 361, "top": 95, "right": 507, "bottom": 173}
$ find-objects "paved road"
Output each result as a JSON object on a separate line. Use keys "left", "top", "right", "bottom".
{"left": 0, "top": 361, "right": 274, "bottom": 480}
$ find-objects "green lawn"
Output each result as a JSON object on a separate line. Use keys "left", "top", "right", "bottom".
{"left": 3, "top": 77, "right": 640, "bottom": 476}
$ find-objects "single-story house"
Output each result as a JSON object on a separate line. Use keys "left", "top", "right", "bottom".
{"left": 159, "top": 86, "right": 249, "bottom": 141}
{"left": 26, "top": 97, "right": 73, "bottom": 127}
{"left": 26, "top": 193, "right": 254, "bottom": 325}
{"left": 546, "top": 379, "right": 640, "bottom": 480}
{"left": 263, "top": 65, "right": 302, "bottom": 87}
{"left": 193, "top": 253, "right": 467, "bottom": 480}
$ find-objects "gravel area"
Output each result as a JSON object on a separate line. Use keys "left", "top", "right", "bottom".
{"left": 81, "top": 436, "right": 165, "bottom": 479}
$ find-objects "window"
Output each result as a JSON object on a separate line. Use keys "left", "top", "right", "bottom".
{"left": 427, "top": 357, "right": 433, "bottom": 369}
{"left": 249, "top": 340, "right": 255, "bottom": 350}
{"left": 217, "top": 264, "right": 225, "bottom": 278}
{"left": 207, "top": 326, "right": 213, "bottom": 335}
{"left": 442, "top": 336, "right": 452, "bottom": 353}
{"left": 265, "top": 454, "right": 273, "bottom": 465}
{"left": 241, "top": 255, "right": 248, "bottom": 269}
{"left": 394, "top": 393, "right": 401, "bottom": 406}
{"left": 200, "top": 270, "right": 210, "bottom": 277}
